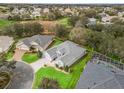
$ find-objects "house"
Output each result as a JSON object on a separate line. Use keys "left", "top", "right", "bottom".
{"left": 0, "top": 13, "right": 10, "bottom": 19}
{"left": 11, "top": 7, "right": 19, "bottom": 14}
{"left": 16, "top": 35, "right": 54, "bottom": 51}
{"left": 76, "top": 58, "right": 124, "bottom": 89}
{"left": 43, "top": 8, "right": 50, "bottom": 13}
{"left": 118, "top": 12, "right": 124, "bottom": 17}
{"left": 98, "top": 12, "right": 109, "bottom": 18}
{"left": 43, "top": 41, "right": 87, "bottom": 68}
{"left": 88, "top": 18, "right": 97, "bottom": 25}
{"left": 0, "top": 36, "right": 14, "bottom": 53}
{"left": 31, "top": 8, "right": 41, "bottom": 18}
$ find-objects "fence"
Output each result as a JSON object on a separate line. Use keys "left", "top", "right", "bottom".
{"left": 91, "top": 51, "right": 124, "bottom": 70}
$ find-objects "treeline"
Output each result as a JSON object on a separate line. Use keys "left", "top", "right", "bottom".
{"left": 0, "top": 22, "right": 43, "bottom": 38}
{"left": 55, "top": 15, "right": 124, "bottom": 62}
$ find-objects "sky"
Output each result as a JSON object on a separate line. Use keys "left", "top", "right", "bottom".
{"left": 0, "top": 0, "right": 124, "bottom": 4}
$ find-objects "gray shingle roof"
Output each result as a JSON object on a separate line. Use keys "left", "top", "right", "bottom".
{"left": 0, "top": 36, "right": 14, "bottom": 53}
{"left": 46, "top": 41, "right": 86, "bottom": 67}
{"left": 18, "top": 35, "right": 54, "bottom": 49}
{"left": 76, "top": 61, "right": 124, "bottom": 89}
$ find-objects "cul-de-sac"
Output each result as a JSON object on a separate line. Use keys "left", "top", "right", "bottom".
{"left": 0, "top": 4, "right": 124, "bottom": 89}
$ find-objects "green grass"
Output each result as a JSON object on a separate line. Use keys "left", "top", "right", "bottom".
{"left": 6, "top": 52, "right": 13, "bottom": 61}
{"left": 57, "top": 17, "right": 71, "bottom": 28}
{"left": 47, "top": 38, "right": 63, "bottom": 49}
{"left": 53, "top": 38, "right": 63, "bottom": 46}
{"left": 22, "top": 53, "right": 40, "bottom": 63}
{"left": 33, "top": 52, "right": 92, "bottom": 89}
{"left": 0, "top": 19, "right": 15, "bottom": 28}
{"left": 33, "top": 67, "right": 72, "bottom": 89}
{"left": 67, "top": 52, "right": 93, "bottom": 88}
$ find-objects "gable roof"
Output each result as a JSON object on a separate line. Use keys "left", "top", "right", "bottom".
{"left": 18, "top": 35, "right": 54, "bottom": 48}
{"left": 76, "top": 61, "right": 124, "bottom": 89}
{"left": 46, "top": 41, "right": 86, "bottom": 67}
{"left": 0, "top": 36, "right": 14, "bottom": 53}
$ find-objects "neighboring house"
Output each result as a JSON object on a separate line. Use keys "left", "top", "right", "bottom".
{"left": 101, "top": 16, "right": 116, "bottom": 24}
{"left": 43, "top": 8, "right": 50, "bottom": 13}
{"left": 11, "top": 7, "right": 19, "bottom": 14}
{"left": 16, "top": 35, "right": 54, "bottom": 51}
{"left": 88, "top": 18, "right": 97, "bottom": 25}
{"left": 64, "top": 8, "right": 73, "bottom": 16}
{"left": 118, "top": 12, "right": 124, "bottom": 17}
{"left": 31, "top": 8, "right": 41, "bottom": 18}
{"left": 43, "top": 41, "right": 87, "bottom": 68}
{"left": 98, "top": 12, "right": 109, "bottom": 18}
{"left": 19, "top": 8, "right": 27, "bottom": 15}
{"left": 0, "top": 13, "right": 10, "bottom": 19}
{"left": 0, "top": 36, "right": 14, "bottom": 53}
{"left": 76, "top": 57, "right": 124, "bottom": 89}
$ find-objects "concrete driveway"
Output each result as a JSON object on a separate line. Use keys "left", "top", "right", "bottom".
{"left": 13, "top": 48, "right": 26, "bottom": 61}
{"left": 30, "top": 58, "right": 50, "bottom": 72}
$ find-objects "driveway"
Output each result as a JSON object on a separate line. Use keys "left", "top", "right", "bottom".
{"left": 7, "top": 62, "right": 34, "bottom": 89}
{"left": 30, "top": 58, "right": 50, "bottom": 72}
{"left": 13, "top": 48, "right": 27, "bottom": 61}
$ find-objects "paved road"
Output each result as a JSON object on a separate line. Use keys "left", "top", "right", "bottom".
{"left": 30, "top": 58, "right": 50, "bottom": 72}
{"left": 7, "top": 62, "right": 34, "bottom": 89}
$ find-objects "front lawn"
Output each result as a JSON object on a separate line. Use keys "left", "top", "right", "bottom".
{"left": 22, "top": 53, "right": 40, "bottom": 63}
{"left": 33, "top": 67, "right": 72, "bottom": 89}
{"left": 33, "top": 52, "right": 92, "bottom": 89}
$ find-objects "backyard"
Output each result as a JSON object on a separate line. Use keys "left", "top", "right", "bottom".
{"left": 33, "top": 51, "right": 92, "bottom": 89}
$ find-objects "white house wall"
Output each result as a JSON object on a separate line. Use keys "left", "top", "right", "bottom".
{"left": 17, "top": 44, "right": 29, "bottom": 51}
{"left": 43, "top": 51, "right": 53, "bottom": 61}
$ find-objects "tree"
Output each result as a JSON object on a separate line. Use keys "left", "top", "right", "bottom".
{"left": 113, "top": 37, "right": 124, "bottom": 62}
{"left": 84, "top": 9, "right": 97, "bottom": 18}
{"left": 69, "top": 27, "right": 88, "bottom": 45}
{"left": 68, "top": 15, "right": 79, "bottom": 26}
{"left": 88, "top": 23, "right": 104, "bottom": 32}
{"left": 104, "top": 24, "right": 124, "bottom": 38}
{"left": 2, "top": 22, "right": 43, "bottom": 38}
{"left": 111, "top": 17, "right": 124, "bottom": 25}
{"left": 75, "top": 15, "right": 88, "bottom": 27}
{"left": 55, "top": 24, "right": 68, "bottom": 38}
{"left": 40, "top": 78, "right": 60, "bottom": 89}
{"left": 84, "top": 31, "right": 104, "bottom": 51}
{"left": 0, "top": 72, "right": 11, "bottom": 89}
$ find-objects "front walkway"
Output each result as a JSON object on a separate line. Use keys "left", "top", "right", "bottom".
{"left": 30, "top": 58, "right": 50, "bottom": 72}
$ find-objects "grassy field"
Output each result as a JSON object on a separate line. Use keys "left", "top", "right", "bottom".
{"left": 33, "top": 52, "right": 92, "bottom": 89}
{"left": 57, "top": 17, "right": 71, "bottom": 28}
{"left": 22, "top": 53, "right": 40, "bottom": 63}
{"left": 0, "top": 19, "right": 15, "bottom": 28}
